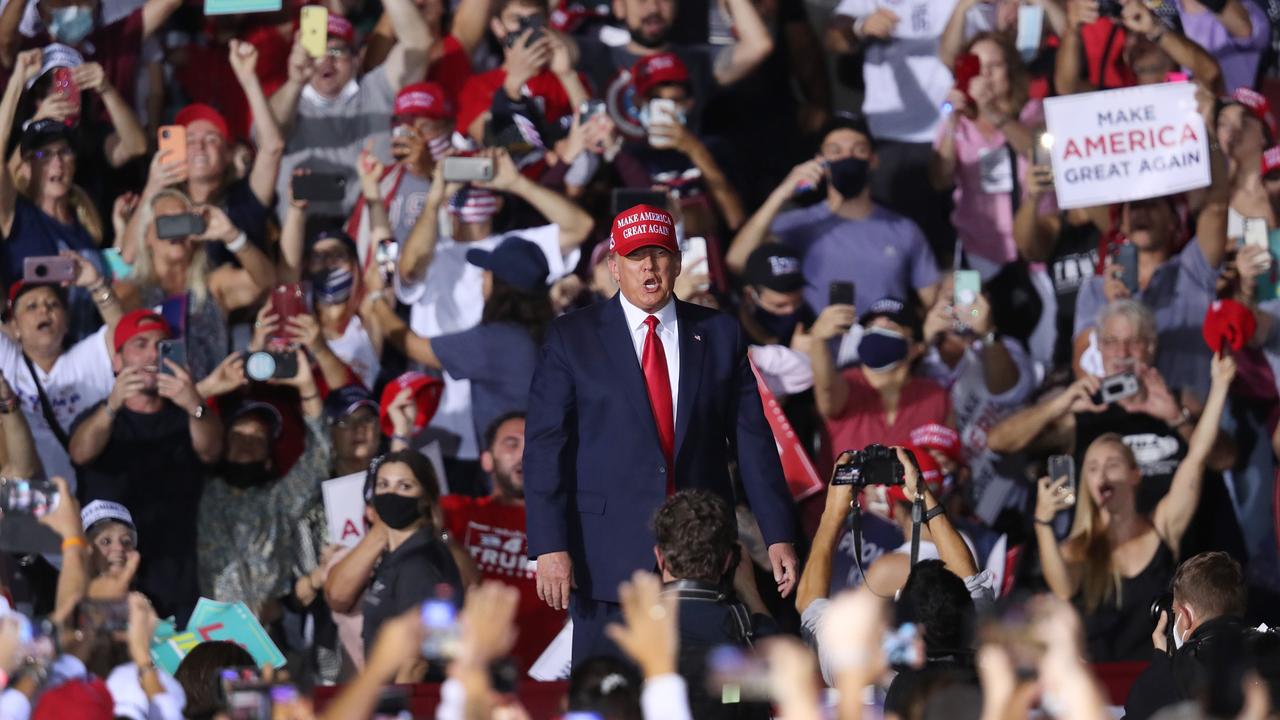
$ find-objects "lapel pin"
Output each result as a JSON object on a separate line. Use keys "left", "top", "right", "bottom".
{"left": 693, "top": 334, "right": 702, "bottom": 342}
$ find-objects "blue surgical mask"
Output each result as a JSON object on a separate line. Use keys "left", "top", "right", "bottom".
{"left": 48, "top": 5, "right": 94, "bottom": 45}
{"left": 858, "top": 327, "right": 909, "bottom": 372}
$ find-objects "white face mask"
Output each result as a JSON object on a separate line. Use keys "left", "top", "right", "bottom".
{"left": 1173, "top": 610, "right": 1189, "bottom": 650}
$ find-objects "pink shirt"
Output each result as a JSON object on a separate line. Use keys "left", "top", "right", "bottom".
{"left": 826, "top": 370, "right": 950, "bottom": 464}
{"left": 936, "top": 101, "right": 1057, "bottom": 269}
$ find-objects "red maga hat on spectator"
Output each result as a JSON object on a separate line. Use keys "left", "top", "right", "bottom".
{"left": 1203, "top": 298, "right": 1256, "bottom": 354}
{"left": 328, "top": 13, "right": 356, "bottom": 46}
{"left": 1263, "top": 146, "right": 1280, "bottom": 176}
{"left": 885, "top": 445, "right": 943, "bottom": 506}
{"left": 33, "top": 678, "right": 113, "bottom": 720}
{"left": 379, "top": 371, "right": 444, "bottom": 437}
{"left": 909, "top": 423, "right": 964, "bottom": 465}
{"left": 114, "top": 309, "right": 172, "bottom": 352}
{"left": 631, "top": 52, "right": 689, "bottom": 99}
{"left": 1233, "top": 87, "right": 1277, "bottom": 140}
{"left": 609, "top": 204, "right": 677, "bottom": 257}
{"left": 394, "top": 82, "right": 453, "bottom": 120}
{"left": 175, "top": 102, "right": 230, "bottom": 141}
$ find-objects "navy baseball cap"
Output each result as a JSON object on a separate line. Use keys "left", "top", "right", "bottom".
{"left": 325, "top": 384, "right": 378, "bottom": 421}
{"left": 860, "top": 297, "right": 920, "bottom": 336}
{"left": 228, "top": 400, "right": 284, "bottom": 439}
{"left": 465, "top": 237, "right": 550, "bottom": 294}
{"left": 20, "top": 119, "right": 74, "bottom": 155}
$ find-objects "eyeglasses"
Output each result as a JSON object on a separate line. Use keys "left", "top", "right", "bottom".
{"left": 30, "top": 147, "right": 74, "bottom": 161}
{"left": 325, "top": 47, "right": 352, "bottom": 59}
{"left": 335, "top": 413, "right": 377, "bottom": 430}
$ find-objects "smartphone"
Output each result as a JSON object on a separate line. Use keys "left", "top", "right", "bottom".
{"left": 81, "top": 598, "right": 130, "bottom": 633}
{"left": 157, "top": 125, "right": 186, "bottom": 166}
{"left": 954, "top": 53, "right": 981, "bottom": 103}
{"left": 954, "top": 269, "right": 982, "bottom": 307}
{"left": 705, "top": 645, "right": 772, "bottom": 703}
{"left": 51, "top": 67, "right": 79, "bottom": 126}
{"left": 1244, "top": 217, "right": 1269, "bottom": 250}
{"left": 646, "top": 98, "right": 680, "bottom": 148}
{"left": 578, "top": 99, "right": 606, "bottom": 122}
{"left": 300, "top": 5, "right": 328, "bottom": 59}
{"left": 155, "top": 213, "right": 206, "bottom": 241}
{"left": 1032, "top": 129, "right": 1054, "bottom": 167}
{"left": 102, "top": 248, "right": 132, "bottom": 280}
{"left": 828, "top": 280, "right": 855, "bottom": 307}
{"left": 1047, "top": 454, "right": 1076, "bottom": 506}
{"left": 1114, "top": 243, "right": 1139, "bottom": 294}
{"left": 23, "top": 256, "right": 77, "bottom": 284}
{"left": 610, "top": 188, "right": 668, "bottom": 217}
{"left": 441, "top": 156, "right": 494, "bottom": 183}
{"left": 883, "top": 622, "right": 922, "bottom": 668}
{"left": 1093, "top": 371, "right": 1140, "bottom": 404}
{"left": 420, "top": 599, "right": 461, "bottom": 661}
{"left": 0, "top": 478, "right": 59, "bottom": 519}
{"left": 243, "top": 350, "right": 299, "bottom": 382}
{"left": 1098, "top": 0, "right": 1123, "bottom": 17}
{"left": 1015, "top": 5, "right": 1043, "bottom": 61}
{"left": 682, "top": 237, "right": 709, "bottom": 290}
{"left": 158, "top": 339, "right": 186, "bottom": 376}
{"left": 291, "top": 173, "right": 346, "bottom": 203}
{"left": 504, "top": 12, "right": 544, "bottom": 48}
{"left": 269, "top": 284, "right": 306, "bottom": 348}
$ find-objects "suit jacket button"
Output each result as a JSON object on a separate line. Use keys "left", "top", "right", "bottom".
{"left": 658, "top": 466, "right": 666, "bottom": 474}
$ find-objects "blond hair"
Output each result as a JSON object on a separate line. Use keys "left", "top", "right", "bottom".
{"left": 1067, "top": 433, "right": 1138, "bottom": 613}
{"left": 130, "top": 189, "right": 211, "bottom": 307}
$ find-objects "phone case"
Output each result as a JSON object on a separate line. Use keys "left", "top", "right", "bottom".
{"left": 301, "top": 6, "right": 329, "bottom": 58}
{"left": 828, "top": 281, "right": 855, "bottom": 306}
{"left": 954, "top": 270, "right": 982, "bottom": 306}
{"left": 23, "top": 256, "right": 77, "bottom": 284}
{"left": 157, "top": 125, "right": 186, "bottom": 165}
{"left": 292, "top": 174, "right": 346, "bottom": 203}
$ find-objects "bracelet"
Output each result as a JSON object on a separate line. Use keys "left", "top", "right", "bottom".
{"left": 1034, "top": 518, "right": 1055, "bottom": 527}
{"left": 300, "top": 393, "right": 319, "bottom": 401}
{"left": 391, "top": 433, "right": 411, "bottom": 444}
{"left": 366, "top": 289, "right": 386, "bottom": 304}
{"left": 93, "top": 287, "right": 114, "bottom": 305}
{"left": 225, "top": 232, "right": 248, "bottom": 254}
{"left": 62, "top": 536, "right": 86, "bottom": 550}
{"left": 1168, "top": 407, "right": 1192, "bottom": 429}
{"left": 923, "top": 504, "right": 947, "bottom": 523}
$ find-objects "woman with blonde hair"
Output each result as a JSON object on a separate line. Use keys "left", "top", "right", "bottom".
{"left": 115, "top": 187, "right": 275, "bottom": 380}
{"left": 1034, "top": 352, "right": 1236, "bottom": 661}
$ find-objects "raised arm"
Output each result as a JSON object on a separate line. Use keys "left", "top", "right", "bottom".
{"left": 279, "top": 184, "right": 308, "bottom": 283}
{"left": 201, "top": 205, "right": 276, "bottom": 312}
{"left": 805, "top": 305, "right": 855, "bottom": 419}
{"left": 1014, "top": 164, "right": 1062, "bottom": 262}
{"left": 725, "top": 159, "right": 823, "bottom": 274}
{"left": 229, "top": 40, "right": 286, "bottom": 207}
{"left": 75, "top": 63, "right": 147, "bottom": 167}
{"left": 0, "top": 50, "right": 43, "bottom": 237}
{"left": 157, "top": 361, "right": 223, "bottom": 464}
{"left": 896, "top": 446, "right": 978, "bottom": 577}
{"left": 364, "top": 294, "right": 441, "bottom": 369}
{"left": 0, "top": 0, "right": 26, "bottom": 69}
{"left": 379, "top": 0, "right": 433, "bottom": 89}
{"left": 36, "top": 478, "right": 86, "bottom": 623}
{"left": 939, "top": 0, "right": 980, "bottom": 70}
{"left": 270, "top": 37, "right": 314, "bottom": 135}
{"left": 0, "top": 375, "right": 40, "bottom": 479}
{"left": 325, "top": 522, "right": 388, "bottom": 613}
{"left": 1034, "top": 475, "right": 1083, "bottom": 599}
{"left": 1217, "top": 0, "right": 1256, "bottom": 39}
{"left": 475, "top": 148, "right": 592, "bottom": 254}
{"left": 450, "top": 0, "right": 490, "bottom": 54}
{"left": 66, "top": 250, "right": 124, "bottom": 353}
{"left": 712, "top": 0, "right": 775, "bottom": 86}
{"left": 398, "top": 161, "right": 453, "bottom": 285}
{"left": 986, "top": 376, "right": 1099, "bottom": 454}
{"left": 1121, "top": 1, "right": 1224, "bottom": 94}
{"left": 796, "top": 477, "right": 853, "bottom": 614}
{"left": 1153, "top": 352, "right": 1235, "bottom": 549}
{"left": 1055, "top": 1, "right": 1093, "bottom": 95}
{"left": 142, "top": 0, "right": 184, "bottom": 39}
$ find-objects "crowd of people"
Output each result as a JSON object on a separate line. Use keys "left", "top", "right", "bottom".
{"left": 0, "top": 0, "right": 1273, "bottom": 716}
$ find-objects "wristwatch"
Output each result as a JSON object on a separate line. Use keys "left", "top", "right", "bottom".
{"left": 191, "top": 403, "right": 208, "bottom": 420}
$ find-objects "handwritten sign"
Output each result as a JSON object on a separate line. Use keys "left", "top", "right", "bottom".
{"left": 1044, "top": 82, "right": 1210, "bottom": 209}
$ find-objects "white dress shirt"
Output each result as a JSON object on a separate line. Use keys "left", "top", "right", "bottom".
{"left": 618, "top": 293, "right": 680, "bottom": 419}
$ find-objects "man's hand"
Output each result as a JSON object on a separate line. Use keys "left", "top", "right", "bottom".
{"left": 474, "top": 149, "right": 521, "bottom": 192}
{"left": 156, "top": 361, "right": 204, "bottom": 415}
{"left": 1123, "top": 366, "right": 1180, "bottom": 425}
{"left": 504, "top": 32, "right": 553, "bottom": 90}
{"left": 547, "top": 30, "right": 576, "bottom": 78}
{"left": 768, "top": 543, "right": 798, "bottom": 598}
{"left": 605, "top": 571, "right": 678, "bottom": 678}
{"left": 425, "top": 152, "right": 463, "bottom": 207}
{"left": 535, "top": 551, "right": 573, "bottom": 610}
{"left": 894, "top": 446, "right": 925, "bottom": 501}
{"left": 1056, "top": 374, "right": 1106, "bottom": 414}
{"left": 810, "top": 303, "right": 856, "bottom": 341}
{"left": 386, "top": 386, "right": 418, "bottom": 438}
{"left": 648, "top": 119, "right": 699, "bottom": 156}
{"left": 111, "top": 192, "right": 139, "bottom": 240}
{"left": 108, "top": 366, "right": 149, "bottom": 413}
{"left": 778, "top": 159, "right": 826, "bottom": 198}
{"left": 13, "top": 49, "right": 43, "bottom": 87}
{"left": 1152, "top": 608, "right": 1169, "bottom": 653}
{"left": 197, "top": 352, "right": 248, "bottom": 399}
{"left": 286, "top": 32, "right": 316, "bottom": 85}
{"left": 37, "top": 477, "right": 82, "bottom": 540}
{"left": 860, "top": 8, "right": 899, "bottom": 39}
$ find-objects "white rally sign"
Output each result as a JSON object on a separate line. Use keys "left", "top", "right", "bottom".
{"left": 1044, "top": 82, "right": 1210, "bottom": 209}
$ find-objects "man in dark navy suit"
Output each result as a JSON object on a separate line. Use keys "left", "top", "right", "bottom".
{"left": 524, "top": 203, "right": 798, "bottom": 666}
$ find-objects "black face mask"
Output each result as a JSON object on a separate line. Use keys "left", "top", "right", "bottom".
{"left": 373, "top": 492, "right": 422, "bottom": 530}
{"left": 828, "top": 156, "right": 870, "bottom": 198}
{"left": 221, "top": 460, "right": 275, "bottom": 489}
{"left": 751, "top": 303, "right": 805, "bottom": 344}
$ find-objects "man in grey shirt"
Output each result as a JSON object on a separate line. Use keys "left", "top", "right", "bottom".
{"left": 269, "top": 4, "right": 431, "bottom": 222}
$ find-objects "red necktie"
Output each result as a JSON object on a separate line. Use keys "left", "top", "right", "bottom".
{"left": 641, "top": 315, "right": 675, "bottom": 494}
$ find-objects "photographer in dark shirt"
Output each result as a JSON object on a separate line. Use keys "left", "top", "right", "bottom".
{"left": 1126, "top": 551, "right": 1254, "bottom": 720}
{"left": 653, "top": 490, "right": 775, "bottom": 720}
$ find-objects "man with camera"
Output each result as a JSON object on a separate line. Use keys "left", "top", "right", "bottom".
{"left": 68, "top": 310, "right": 223, "bottom": 623}
{"left": 1126, "top": 551, "right": 1253, "bottom": 720}
{"left": 797, "top": 446, "right": 988, "bottom": 685}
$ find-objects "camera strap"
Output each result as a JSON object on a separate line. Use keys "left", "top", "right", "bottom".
{"left": 21, "top": 354, "right": 70, "bottom": 451}
{"left": 909, "top": 495, "right": 925, "bottom": 568}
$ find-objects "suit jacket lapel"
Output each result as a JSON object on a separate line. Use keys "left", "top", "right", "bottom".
{"left": 597, "top": 294, "right": 663, "bottom": 452}
{"left": 673, "top": 301, "right": 704, "bottom": 462}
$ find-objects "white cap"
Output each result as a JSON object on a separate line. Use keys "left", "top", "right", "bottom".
{"left": 80, "top": 500, "right": 135, "bottom": 533}
{"left": 26, "top": 44, "right": 83, "bottom": 89}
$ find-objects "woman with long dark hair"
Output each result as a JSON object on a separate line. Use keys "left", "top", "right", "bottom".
{"left": 363, "top": 235, "right": 552, "bottom": 450}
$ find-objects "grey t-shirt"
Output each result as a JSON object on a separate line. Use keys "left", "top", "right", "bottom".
{"left": 1073, "top": 240, "right": 1218, "bottom": 399}
{"left": 277, "top": 65, "right": 396, "bottom": 222}
{"left": 388, "top": 169, "right": 432, "bottom": 246}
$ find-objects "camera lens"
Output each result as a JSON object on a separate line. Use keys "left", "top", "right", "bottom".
{"left": 244, "top": 352, "right": 276, "bottom": 382}
{"left": 34, "top": 264, "right": 47, "bottom": 278}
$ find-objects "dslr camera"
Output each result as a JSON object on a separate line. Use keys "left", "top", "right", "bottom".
{"left": 831, "top": 444, "right": 913, "bottom": 488}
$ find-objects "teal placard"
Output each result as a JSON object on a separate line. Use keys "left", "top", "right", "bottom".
{"left": 150, "top": 598, "right": 286, "bottom": 675}
{"left": 204, "top": 0, "right": 282, "bottom": 15}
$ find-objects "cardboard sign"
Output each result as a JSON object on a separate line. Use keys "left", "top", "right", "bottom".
{"left": 749, "top": 361, "right": 824, "bottom": 501}
{"left": 204, "top": 0, "right": 282, "bottom": 15}
{"left": 322, "top": 472, "right": 366, "bottom": 547}
{"left": 1044, "top": 82, "right": 1210, "bottom": 209}
{"left": 150, "top": 598, "right": 285, "bottom": 675}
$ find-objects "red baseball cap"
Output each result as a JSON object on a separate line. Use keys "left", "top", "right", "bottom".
{"left": 113, "top": 309, "right": 171, "bottom": 352}
{"left": 609, "top": 203, "right": 677, "bottom": 257}
{"left": 394, "top": 82, "right": 453, "bottom": 120}
{"left": 175, "top": 102, "right": 230, "bottom": 141}
{"left": 885, "top": 445, "right": 943, "bottom": 506}
{"left": 1233, "top": 87, "right": 1277, "bottom": 140}
{"left": 631, "top": 52, "right": 689, "bottom": 99}
{"left": 1203, "top": 298, "right": 1257, "bottom": 353}
{"left": 328, "top": 13, "right": 356, "bottom": 46}
{"left": 33, "top": 678, "right": 113, "bottom": 720}
{"left": 378, "top": 371, "right": 444, "bottom": 437}
{"left": 909, "top": 423, "right": 964, "bottom": 466}
{"left": 1262, "top": 145, "right": 1280, "bottom": 176}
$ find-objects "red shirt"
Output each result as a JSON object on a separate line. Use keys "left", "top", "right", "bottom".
{"left": 1080, "top": 18, "right": 1137, "bottom": 90}
{"left": 440, "top": 495, "right": 565, "bottom": 669}
{"left": 457, "top": 67, "right": 589, "bottom": 135}
{"left": 826, "top": 370, "right": 951, "bottom": 464}
{"left": 429, "top": 34, "right": 472, "bottom": 106}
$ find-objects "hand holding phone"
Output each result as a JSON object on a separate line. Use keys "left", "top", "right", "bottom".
{"left": 828, "top": 280, "right": 855, "bottom": 307}
{"left": 157, "top": 125, "right": 187, "bottom": 166}
{"left": 300, "top": 5, "right": 329, "bottom": 59}
{"left": 1047, "top": 454, "right": 1076, "bottom": 507}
